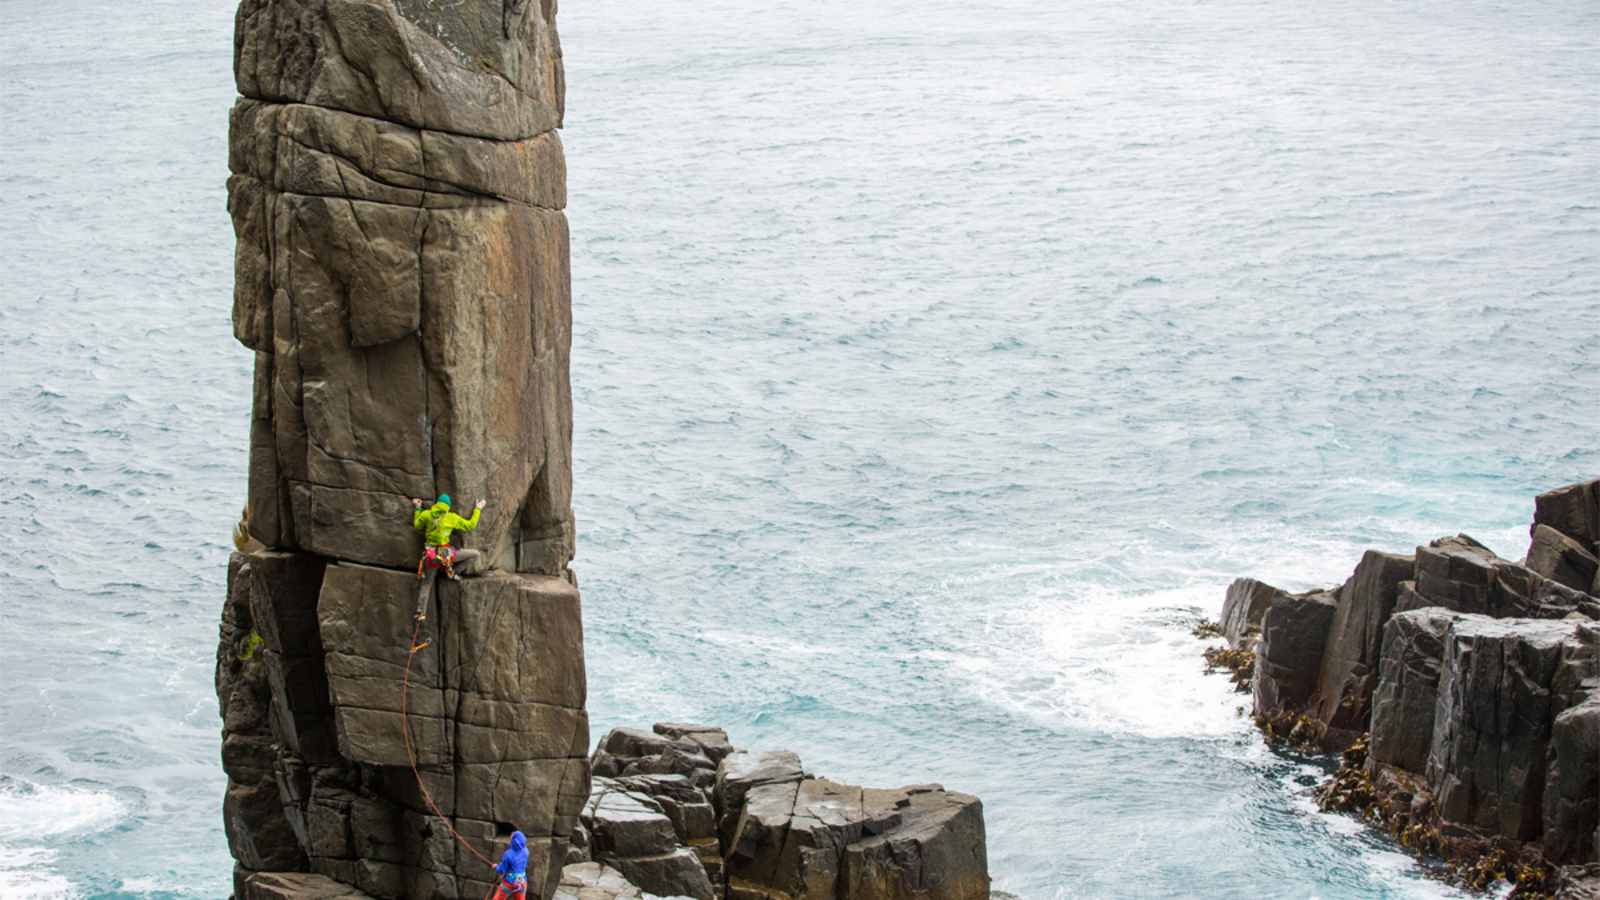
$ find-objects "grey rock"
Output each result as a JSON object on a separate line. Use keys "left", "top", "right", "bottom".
{"left": 553, "top": 862, "right": 645, "bottom": 900}
{"left": 713, "top": 750, "right": 806, "bottom": 847}
{"left": 1368, "top": 609, "right": 1460, "bottom": 775}
{"left": 238, "top": 871, "right": 375, "bottom": 899}
{"left": 724, "top": 778, "right": 989, "bottom": 900}
{"left": 1220, "top": 578, "right": 1284, "bottom": 650}
{"left": 608, "top": 848, "right": 716, "bottom": 900}
{"left": 1529, "top": 524, "right": 1600, "bottom": 594}
{"left": 654, "top": 723, "right": 736, "bottom": 764}
{"left": 1252, "top": 589, "right": 1338, "bottom": 721}
{"left": 1533, "top": 480, "right": 1600, "bottom": 549}
{"left": 583, "top": 779, "right": 680, "bottom": 859}
{"left": 1312, "top": 551, "right": 1414, "bottom": 748}
{"left": 1546, "top": 692, "right": 1600, "bottom": 864}
{"left": 1426, "top": 616, "right": 1589, "bottom": 842}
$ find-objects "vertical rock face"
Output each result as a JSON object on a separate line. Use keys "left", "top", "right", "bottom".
{"left": 1251, "top": 589, "right": 1337, "bottom": 722}
{"left": 217, "top": 3, "right": 585, "bottom": 898}
{"left": 1226, "top": 479, "right": 1600, "bottom": 870}
{"left": 1311, "top": 551, "right": 1415, "bottom": 745}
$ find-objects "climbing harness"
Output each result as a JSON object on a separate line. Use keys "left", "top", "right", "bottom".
{"left": 416, "top": 545, "right": 460, "bottom": 580}
{"left": 401, "top": 586, "right": 499, "bottom": 881}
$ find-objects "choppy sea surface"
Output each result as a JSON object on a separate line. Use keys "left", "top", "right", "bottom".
{"left": 2, "top": 0, "right": 1597, "bottom": 896}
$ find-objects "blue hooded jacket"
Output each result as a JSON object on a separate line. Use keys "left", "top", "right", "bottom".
{"left": 495, "top": 831, "right": 528, "bottom": 882}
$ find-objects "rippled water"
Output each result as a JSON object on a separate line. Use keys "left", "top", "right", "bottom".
{"left": 2, "top": 0, "right": 1597, "bottom": 897}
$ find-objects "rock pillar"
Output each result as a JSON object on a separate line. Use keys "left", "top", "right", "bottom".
{"left": 216, "top": 2, "right": 586, "bottom": 897}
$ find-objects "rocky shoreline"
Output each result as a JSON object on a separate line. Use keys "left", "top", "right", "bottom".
{"left": 1205, "top": 479, "right": 1600, "bottom": 897}
{"left": 570, "top": 723, "right": 988, "bottom": 900}
{"left": 212, "top": 2, "right": 992, "bottom": 897}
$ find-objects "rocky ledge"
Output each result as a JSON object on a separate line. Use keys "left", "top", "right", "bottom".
{"left": 1207, "top": 479, "right": 1600, "bottom": 896}
{"left": 566, "top": 723, "right": 991, "bottom": 900}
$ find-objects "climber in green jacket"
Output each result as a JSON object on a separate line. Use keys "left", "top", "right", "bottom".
{"left": 412, "top": 493, "right": 486, "bottom": 580}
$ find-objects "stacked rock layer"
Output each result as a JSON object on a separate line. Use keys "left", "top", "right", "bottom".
{"left": 1219, "top": 479, "right": 1600, "bottom": 871}
{"left": 573, "top": 724, "right": 991, "bottom": 900}
{"left": 216, "top": 2, "right": 587, "bottom": 898}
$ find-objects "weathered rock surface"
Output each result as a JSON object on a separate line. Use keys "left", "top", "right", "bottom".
{"left": 1425, "top": 616, "right": 1592, "bottom": 842}
{"left": 1223, "top": 479, "right": 1600, "bottom": 872}
{"left": 217, "top": 1, "right": 584, "bottom": 897}
{"left": 1251, "top": 589, "right": 1337, "bottom": 722}
{"left": 1367, "top": 609, "right": 1460, "bottom": 774}
{"left": 583, "top": 724, "right": 989, "bottom": 900}
{"left": 1529, "top": 524, "right": 1600, "bottom": 594}
{"left": 237, "top": 871, "right": 376, "bottom": 900}
{"left": 553, "top": 862, "right": 646, "bottom": 900}
{"left": 1312, "top": 551, "right": 1414, "bottom": 747}
{"left": 1219, "top": 578, "right": 1283, "bottom": 650}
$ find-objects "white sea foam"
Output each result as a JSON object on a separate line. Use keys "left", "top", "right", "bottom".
{"left": 0, "top": 848, "right": 71, "bottom": 900}
{"left": 0, "top": 781, "right": 126, "bottom": 841}
{"left": 0, "top": 781, "right": 127, "bottom": 900}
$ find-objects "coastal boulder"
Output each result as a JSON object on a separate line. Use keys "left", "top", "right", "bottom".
{"left": 1546, "top": 693, "right": 1600, "bottom": 864}
{"left": 1312, "top": 551, "right": 1414, "bottom": 747}
{"left": 724, "top": 778, "right": 989, "bottom": 900}
{"left": 1532, "top": 480, "right": 1599, "bottom": 551}
{"left": 1425, "top": 617, "right": 1590, "bottom": 842}
{"left": 1220, "top": 578, "right": 1284, "bottom": 650}
{"left": 1252, "top": 589, "right": 1337, "bottom": 722}
{"left": 553, "top": 862, "right": 645, "bottom": 900}
{"left": 1528, "top": 525, "right": 1600, "bottom": 594}
{"left": 1367, "top": 609, "right": 1460, "bottom": 775}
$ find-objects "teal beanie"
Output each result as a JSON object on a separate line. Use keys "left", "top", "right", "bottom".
{"left": 437, "top": 494, "right": 451, "bottom": 506}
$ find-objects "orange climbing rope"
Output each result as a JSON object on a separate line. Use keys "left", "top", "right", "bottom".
{"left": 401, "top": 611, "right": 500, "bottom": 874}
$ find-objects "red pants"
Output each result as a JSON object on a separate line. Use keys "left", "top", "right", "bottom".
{"left": 491, "top": 880, "right": 527, "bottom": 900}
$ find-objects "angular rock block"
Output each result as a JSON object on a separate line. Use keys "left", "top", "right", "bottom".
{"left": 1533, "top": 480, "right": 1600, "bottom": 551}
{"left": 1528, "top": 524, "right": 1600, "bottom": 594}
{"left": 1220, "top": 578, "right": 1284, "bottom": 650}
{"left": 1545, "top": 694, "right": 1600, "bottom": 864}
{"left": 1426, "top": 617, "right": 1592, "bottom": 843}
{"left": 1394, "top": 534, "right": 1598, "bottom": 621}
{"left": 1368, "top": 609, "right": 1459, "bottom": 774}
{"left": 1252, "top": 589, "right": 1337, "bottom": 720}
{"left": 554, "top": 862, "right": 645, "bottom": 900}
{"left": 229, "top": 2, "right": 574, "bottom": 576}
{"left": 582, "top": 779, "right": 716, "bottom": 900}
{"left": 1312, "top": 551, "right": 1414, "bottom": 745}
{"left": 725, "top": 778, "right": 988, "bottom": 900}
{"left": 238, "top": 871, "right": 376, "bottom": 900}
{"left": 714, "top": 750, "right": 807, "bottom": 847}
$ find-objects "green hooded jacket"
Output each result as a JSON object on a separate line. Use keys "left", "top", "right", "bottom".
{"left": 414, "top": 502, "right": 480, "bottom": 547}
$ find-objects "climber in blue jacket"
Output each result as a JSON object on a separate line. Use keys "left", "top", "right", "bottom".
{"left": 491, "top": 830, "right": 529, "bottom": 900}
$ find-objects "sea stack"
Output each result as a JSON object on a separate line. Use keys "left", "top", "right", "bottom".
{"left": 215, "top": 2, "right": 585, "bottom": 898}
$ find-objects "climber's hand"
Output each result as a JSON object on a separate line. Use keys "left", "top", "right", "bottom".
{"left": 475, "top": 499, "right": 486, "bottom": 510}
{"left": 412, "top": 498, "right": 424, "bottom": 508}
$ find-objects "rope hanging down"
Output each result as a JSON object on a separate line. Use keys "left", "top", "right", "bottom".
{"left": 401, "top": 603, "right": 499, "bottom": 872}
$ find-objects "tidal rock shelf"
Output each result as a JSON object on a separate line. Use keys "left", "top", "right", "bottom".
{"left": 1211, "top": 479, "right": 1600, "bottom": 895}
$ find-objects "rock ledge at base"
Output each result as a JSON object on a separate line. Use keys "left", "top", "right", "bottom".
{"left": 572, "top": 724, "right": 990, "bottom": 900}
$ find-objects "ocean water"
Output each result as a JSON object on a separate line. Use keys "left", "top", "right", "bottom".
{"left": 1, "top": 0, "right": 1597, "bottom": 897}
